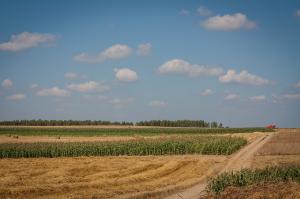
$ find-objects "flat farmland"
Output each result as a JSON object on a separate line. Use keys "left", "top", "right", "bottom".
{"left": 0, "top": 126, "right": 276, "bottom": 198}
{"left": 0, "top": 126, "right": 273, "bottom": 136}
{"left": 256, "top": 128, "right": 300, "bottom": 156}
{"left": 0, "top": 131, "right": 266, "bottom": 143}
{"left": 0, "top": 155, "right": 227, "bottom": 199}
{"left": 203, "top": 129, "right": 300, "bottom": 199}
{"left": 251, "top": 128, "right": 300, "bottom": 168}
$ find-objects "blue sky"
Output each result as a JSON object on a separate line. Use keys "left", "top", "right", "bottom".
{"left": 0, "top": 0, "right": 300, "bottom": 127}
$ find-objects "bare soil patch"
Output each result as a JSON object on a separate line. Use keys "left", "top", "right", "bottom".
{"left": 0, "top": 155, "right": 227, "bottom": 199}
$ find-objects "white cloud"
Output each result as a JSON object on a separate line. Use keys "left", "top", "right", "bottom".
{"left": 201, "top": 89, "right": 214, "bottom": 96}
{"left": 179, "top": 9, "right": 190, "bottom": 16}
{"left": 102, "top": 44, "right": 131, "bottom": 59}
{"left": 0, "top": 32, "right": 56, "bottom": 52}
{"left": 149, "top": 100, "right": 167, "bottom": 107}
{"left": 30, "top": 84, "right": 39, "bottom": 89}
{"left": 197, "top": 6, "right": 212, "bottom": 16}
{"left": 219, "top": 69, "right": 269, "bottom": 86}
{"left": 67, "top": 81, "right": 109, "bottom": 93}
{"left": 74, "top": 44, "right": 132, "bottom": 63}
{"left": 249, "top": 95, "right": 266, "bottom": 102}
{"left": 114, "top": 68, "right": 138, "bottom": 82}
{"left": 224, "top": 93, "right": 240, "bottom": 100}
{"left": 201, "top": 13, "right": 256, "bottom": 31}
{"left": 295, "top": 81, "right": 300, "bottom": 88}
{"left": 1, "top": 79, "right": 13, "bottom": 88}
{"left": 282, "top": 94, "right": 300, "bottom": 100}
{"left": 64, "top": 72, "right": 78, "bottom": 79}
{"left": 109, "top": 97, "right": 134, "bottom": 108}
{"left": 7, "top": 94, "right": 26, "bottom": 100}
{"left": 37, "top": 87, "right": 70, "bottom": 97}
{"left": 158, "top": 59, "right": 223, "bottom": 77}
{"left": 83, "top": 94, "right": 108, "bottom": 101}
{"left": 137, "top": 43, "right": 152, "bottom": 56}
{"left": 296, "top": 10, "right": 300, "bottom": 17}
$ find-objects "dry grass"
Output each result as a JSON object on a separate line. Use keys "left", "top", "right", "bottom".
{"left": 256, "top": 129, "right": 300, "bottom": 155}
{"left": 205, "top": 182, "right": 300, "bottom": 199}
{"left": 252, "top": 129, "right": 300, "bottom": 169}
{"left": 251, "top": 155, "right": 300, "bottom": 169}
{"left": 0, "top": 135, "right": 138, "bottom": 143}
{"left": 216, "top": 132, "right": 269, "bottom": 143}
{"left": 0, "top": 155, "right": 227, "bottom": 199}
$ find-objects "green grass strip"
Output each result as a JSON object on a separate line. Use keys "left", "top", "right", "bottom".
{"left": 0, "top": 127, "right": 274, "bottom": 137}
{"left": 207, "top": 166, "right": 300, "bottom": 194}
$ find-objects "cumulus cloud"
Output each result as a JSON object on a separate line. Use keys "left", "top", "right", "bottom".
{"left": 158, "top": 59, "right": 223, "bottom": 77}
{"left": 201, "top": 13, "right": 256, "bottom": 31}
{"left": 114, "top": 68, "right": 138, "bottom": 82}
{"left": 30, "top": 84, "right": 39, "bottom": 89}
{"left": 0, "top": 32, "right": 56, "bottom": 52}
{"left": 137, "top": 43, "right": 152, "bottom": 56}
{"left": 74, "top": 44, "right": 132, "bottom": 63}
{"left": 1, "top": 79, "right": 13, "bottom": 88}
{"left": 179, "top": 9, "right": 190, "bottom": 16}
{"left": 249, "top": 95, "right": 266, "bottom": 102}
{"left": 64, "top": 72, "right": 78, "bottom": 79}
{"left": 149, "top": 100, "right": 167, "bottom": 107}
{"left": 37, "top": 87, "right": 70, "bottom": 97}
{"left": 282, "top": 94, "right": 300, "bottom": 100}
{"left": 201, "top": 89, "right": 214, "bottom": 96}
{"left": 197, "top": 6, "right": 212, "bottom": 16}
{"left": 224, "top": 93, "right": 240, "bottom": 100}
{"left": 219, "top": 70, "right": 269, "bottom": 86}
{"left": 109, "top": 97, "right": 134, "bottom": 108}
{"left": 295, "top": 81, "right": 300, "bottom": 88}
{"left": 7, "top": 94, "right": 26, "bottom": 100}
{"left": 67, "top": 81, "right": 109, "bottom": 93}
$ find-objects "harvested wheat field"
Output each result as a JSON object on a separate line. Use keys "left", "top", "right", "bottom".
{"left": 0, "top": 132, "right": 266, "bottom": 144}
{"left": 256, "top": 128, "right": 300, "bottom": 155}
{"left": 0, "top": 155, "right": 227, "bottom": 199}
{"left": 251, "top": 129, "right": 300, "bottom": 168}
{"left": 251, "top": 155, "right": 300, "bottom": 168}
{"left": 0, "top": 135, "right": 138, "bottom": 143}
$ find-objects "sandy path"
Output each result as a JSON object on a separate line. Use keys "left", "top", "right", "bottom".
{"left": 164, "top": 132, "right": 275, "bottom": 199}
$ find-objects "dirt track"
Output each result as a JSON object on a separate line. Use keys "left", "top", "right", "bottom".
{"left": 164, "top": 132, "right": 275, "bottom": 199}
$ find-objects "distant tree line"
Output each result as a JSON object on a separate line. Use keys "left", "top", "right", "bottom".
{"left": 136, "top": 120, "right": 223, "bottom": 128}
{"left": 0, "top": 120, "right": 134, "bottom": 126}
{"left": 0, "top": 119, "right": 223, "bottom": 128}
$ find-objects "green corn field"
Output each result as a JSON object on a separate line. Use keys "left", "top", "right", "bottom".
{"left": 0, "top": 127, "right": 274, "bottom": 137}
{"left": 0, "top": 136, "right": 246, "bottom": 158}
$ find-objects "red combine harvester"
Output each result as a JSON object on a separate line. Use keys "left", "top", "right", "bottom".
{"left": 266, "top": 124, "right": 276, "bottom": 129}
